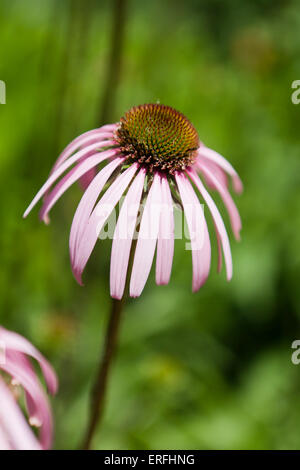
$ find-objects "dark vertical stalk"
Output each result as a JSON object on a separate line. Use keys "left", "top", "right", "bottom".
{"left": 98, "top": 0, "right": 127, "bottom": 124}
{"left": 80, "top": 225, "right": 137, "bottom": 449}
{"left": 80, "top": 235, "right": 136, "bottom": 450}
{"left": 80, "top": 296, "right": 125, "bottom": 450}
{"left": 53, "top": 0, "right": 79, "bottom": 153}
{"left": 79, "top": 0, "right": 128, "bottom": 450}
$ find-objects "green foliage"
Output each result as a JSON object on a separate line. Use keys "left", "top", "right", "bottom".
{"left": 0, "top": 0, "right": 299, "bottom": 449}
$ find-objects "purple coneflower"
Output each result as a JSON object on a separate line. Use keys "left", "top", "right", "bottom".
{"left": 0, "top": 327, "right": 57, "bottom": 450}
{"left": 24, "top": 104, "right": 242, "bottom": 299}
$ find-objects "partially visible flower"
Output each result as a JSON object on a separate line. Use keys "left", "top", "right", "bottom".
{"left": 0, "top": 326, "right": 58, "bottom": 450}
{"left": 24, "top": 104, "right": 242, "bottom": 299}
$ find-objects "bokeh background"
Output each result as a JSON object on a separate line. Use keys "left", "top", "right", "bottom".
{"left": 1, "top": 0, "right": 300, "bottom": 450}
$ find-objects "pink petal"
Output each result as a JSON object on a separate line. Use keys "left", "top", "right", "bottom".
{"left": 175, "top": 172, "right": 211, "bottom": 292}
{"left": 155, "top": 174, "right": 174, "bottom": 285}
{"left": 69, "top": 157, "right": 125, "bottom": 273}
{"left": 52, "top": 130, "right": 116, "bottom": 172}
{"left": 39, "top": 149, "right": 119, "bottom": 222}
{"left": 76, "top": 146, "right": 109, "bottom": 191}
{"left": 5, "top": 350, "right": 38, "bottom": 424}
{"left": 2, "top": 355, "right": 53, "bottom": 449}
{"left": 79, "top": 167, "right": 97, "bottom": 191}
{"left": 62, "top": 125, "right": 116, "bottom": 151}
{"left": 52, "top": 124, "right": 117, "bottom": 171}
{"left": 110, "top": 168, "right": 146, "bottom": 299}
{"left": 197, "top": 146, "right": 243, "bottom": 194}
{"left": 187, "top": 169, "right": 233, "bottom": 281}
{"left": 73, "top": 163, "right": 139, "bottom": 284}
{"left": 130, "top": 173, "right": 162, "bottom": 298}
{"left": 0, "top": 378, "right": 41, "bottom": 450}
{"left": 0, "top": 327, "right": 58, "bottom": 395}
{"left": 215, "top": 226, "right": 223, "bottom": 273}
{"left": 0, "top": 423, "right": 11, "bottom": 450}
{"left": 197, "top": 161, "right": 242, "bottom": 240}
{"left": 23, "top": 140, "right": 117, "bottom": 218}
{"left": 197, "top": 159, "right": 228, "bottom": 189}
{"left": 6, "top": 350, "right": 49, "bottom": 434}
{"left": 43, "top": 126, "right": 117, "bottom": 210}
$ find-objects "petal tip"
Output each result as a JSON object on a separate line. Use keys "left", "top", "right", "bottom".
{"left": 73, "top": 270, "right": 84, "bottom": 286}
{"left": 50, "top": 378, "right": 59, "bottom": 395}
{"left": 110, "top": 292, "right": 123, "bottom": 300}
{"left": 234, "top": 179, "right": 243, "bottom": 194}
{"left": 156, "top": 279, "right": 169, "bottom": 286}
{"left": 129, "top": 289, "right": 140, "bottom": 299}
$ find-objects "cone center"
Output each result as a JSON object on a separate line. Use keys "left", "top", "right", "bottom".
{"left": 116, "top": 104, "right": 199, "bottom": 173}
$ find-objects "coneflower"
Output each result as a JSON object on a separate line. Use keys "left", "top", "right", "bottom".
{"left": 0, "top": 327, "right": 58, "bottom": 450}
{"left": 24, "top": 103, "right": 242, "bottom": 449}
{"left": 24, "top": 103, "right": 242, "bottom": 299}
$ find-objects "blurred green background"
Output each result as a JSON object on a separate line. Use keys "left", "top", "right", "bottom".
{"left": 1, "top": 0, "right": 300, "bottom": 450}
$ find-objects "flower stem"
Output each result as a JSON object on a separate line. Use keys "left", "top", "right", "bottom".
{"left": 80, "top": 0, "right": 128, "bottom": 450}
{"left": 80, "top": 235, "right": 136, "bottom": 450}
{"left": 99, "top": 0, "right": 127, "bottom": 125}
{"left": 80, "top": 296, "right": 125, "bottom": 450}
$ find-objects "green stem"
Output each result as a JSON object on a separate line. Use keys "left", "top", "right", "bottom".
{"left": 99, "top": 0, "right": 128, "bottom": 125}
{"left": 80, "top": 234, "right": 136, "bottom": 449}
{"left": 80, "top": 296, "right": 126, "bottom": 450}
{"left": 80, "top": 0, "right": 129, "bottom": 449}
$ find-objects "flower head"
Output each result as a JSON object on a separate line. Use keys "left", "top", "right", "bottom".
{"left": 117, "top": 104, "right": 199, "bottom": 172}
{"left": 0, "top": 327, "right": 58, "bottom": 450}
{"left": 24, "top": 103, "right": 242, "bottom": 299}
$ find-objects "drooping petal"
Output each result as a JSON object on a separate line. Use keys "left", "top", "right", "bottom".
{"left": 215, "top": 226, "right": 223, "bottom": 273}
{"left": 130, "top": 173, "right": 162, "bottom": 298}
{"left": 110, "top": 167, "right": 146, "bottom": 299}
{"left": 187, "top": 169, "right": 233, "bottom": 281}
{"left": 0, "top": 378, "right": 41, "bottom": 450}
{"left": 0, "top": 327, "right": 57, "bottom": 395}
{"left": 79, "top": 167, "right": 97, "bottom": 191}
{"left": 0, "top": 422, "right": 11, "bottom": 450}
{"left": 52, "top": 129, "right": 116, "bottom": 172}
{"left": 51, "top": 123, "right": 117, "bottom": 171}
{"left": 155, "top": 174, "right": 174, "bottom": 285}
{"left": 76, "top": 146, "right": 110, "bottom": 191}
{"left": 197, "top": 146, "right": 243, "bottom": 194}
{"left": 39, "top": 149, "right": 119, "bottom": 222}
{"left": 43, "top": 126, "right": 117, "bottom": 210}
{"left": 175, "top": 172, "right": 211, "bottom": 292}
{"left": 197, "top": 161, "right": 242, "bottom": 240}
{"left": 23, "top": 140, "right": 116, "bottom": 218}
{"left": 59, "top": 125, "right": 116, "bottom": 158}
{"left": 197, "top": 159, "right": 228, "bottom": 190}
{"left": 69, "top": 157, "right": 125, "bottom": 272}
{"left": 2, "top": 355, "right": 53, "bottom": 449}
{"left": 73, "top": 163, "right": 139, "bottom": 284}
{"left": 5, "top": 350, "right": 39, "bottom": 426}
